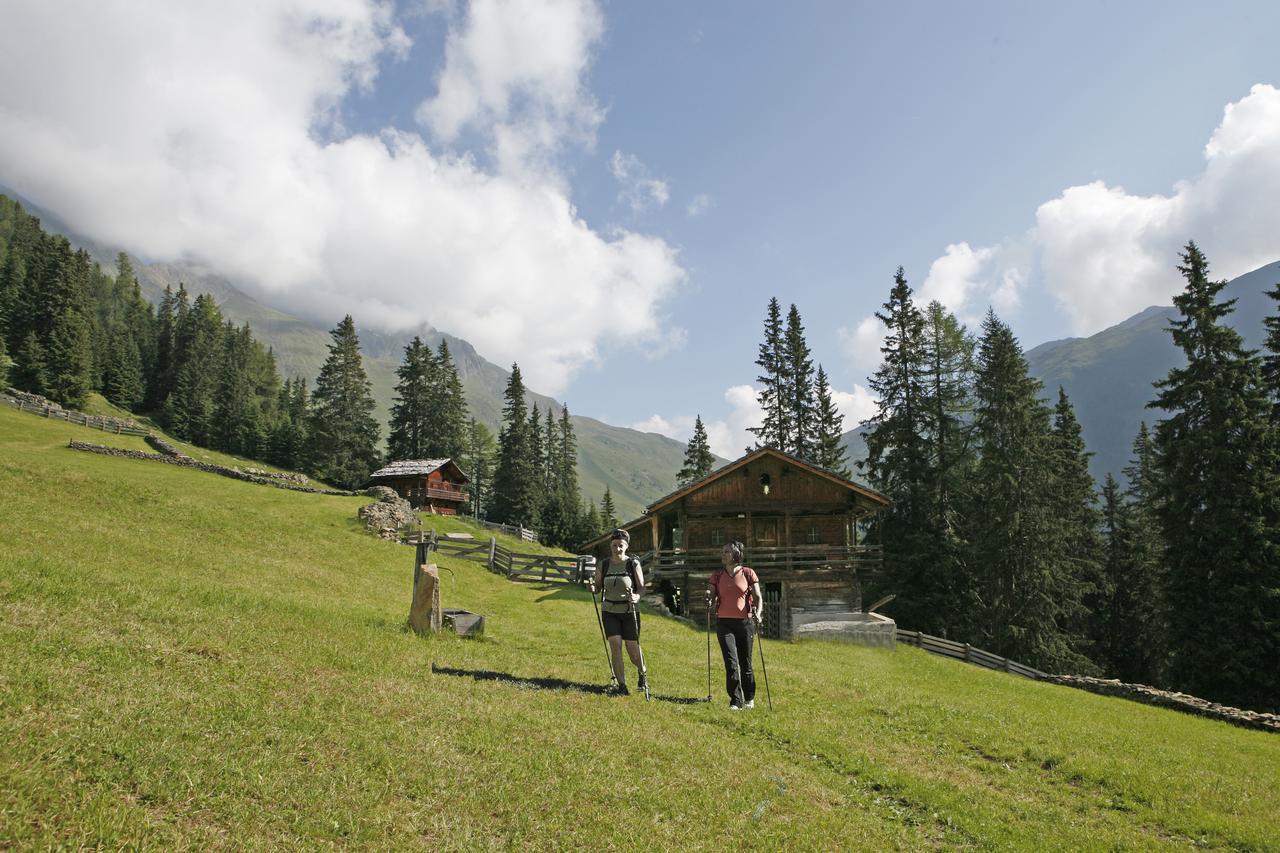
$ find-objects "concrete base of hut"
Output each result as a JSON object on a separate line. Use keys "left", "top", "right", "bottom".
{"left": 792, "top": 612, "right": 896, "bottom": 648}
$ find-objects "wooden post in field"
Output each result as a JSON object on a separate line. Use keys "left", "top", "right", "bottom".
{"left": 408, "top": 563, "right": 441, "bottom": 634}
{"left": 489, "top": 536, "right": 497, "bottom": 572}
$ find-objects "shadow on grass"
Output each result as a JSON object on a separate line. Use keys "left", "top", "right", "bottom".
{"left": 431, "top": 664, "right": 708, "bottom": 705}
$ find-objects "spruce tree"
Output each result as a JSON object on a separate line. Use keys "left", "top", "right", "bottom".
{"left": 812, "top": 366, "right": 848, "bottom": 475}
{"left": 1150, "top": 243, "right": 1280, "bottom": 711}
{"left": 783, "top": 303, "right": 817, "bottom": 459}
{"left": 863, "top": 268, "right": 934, "bottom": 632}
{"left": 36, "top": 240, "right": 94, "bottom": 408}
{"left": 748, "top": 298, "right": 789, "bottom": 449}
{"left": 387, "top": 336, "right": 434, "bottom": 460}
{"left": 600, "top": 487, "right": 618, "bottom": 532}
{"left": 435, "top": 339, "right": 469, "bottom": 460}
{"left": 103, "top": 332, "right": 144, "bottom": 411}
{"left": 1049, "top": 387, "right": 1103, "bottom": 673}
{"left": 1263, "top": 282, "right": 1280, "bottom": 424}
{"left": 166, "top": 294, "right": 225, "bottom": 444}
{"left": 307, "top": 316, "right": 382, "bottom": 490}
{"left": 491, "top": 363, "right": 540, "bottom": 527}
{"left": 461, "top": 418, "right": 496, "bottom": 520}
{"left": 12, "top": 331, "right": 49, "bottom": 396}
{"left": 966, "top": 310, "right": 1085, "bottom": 671}
{"left": 677, "top": 414, "right": 716, "bottom": 486}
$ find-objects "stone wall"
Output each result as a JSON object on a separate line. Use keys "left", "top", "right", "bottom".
{"left": 67, "top": 440, "right": 357, "bottom": 497}
{"left": 1041, "top": 674, "right": 1279, "bottom": 734}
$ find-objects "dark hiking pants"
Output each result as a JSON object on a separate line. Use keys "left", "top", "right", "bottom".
{"left": 716, "top": 617, "right": 756, "bottom": 708}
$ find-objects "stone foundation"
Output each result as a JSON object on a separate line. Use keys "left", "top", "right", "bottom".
{"left": 793, "top": 611, "right": 896, "bottom": 648}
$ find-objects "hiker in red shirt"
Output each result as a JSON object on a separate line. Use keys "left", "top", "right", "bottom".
{"left": 706, "top": 540, "right": 762, "bottom": 710}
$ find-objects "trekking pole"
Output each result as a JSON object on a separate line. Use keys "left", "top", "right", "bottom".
{"left": 589, "top": 585, "right": 618, "bottom": 688}
{"left": 631, "top": 601, "right": 649, "bottom": 702}
{"left": 705, "top": 591, "right": 713, "bottom": 702}
{"left": 754, "top": 614, "right": 772, "bottom": 712}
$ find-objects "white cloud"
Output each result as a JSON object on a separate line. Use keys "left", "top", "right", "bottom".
{"left": 831, "top": 384, "right": 876, "bottom": 428}
{"left": 838, "top": 314, "right": 883, "bottom": 376}
{"left": 686, "top": 193, "right": 712, "bottom": 218}
{"left": 415, "top": 0, "right": 605, "bottom": 176}
{"left": 1036, "top": 84, "right": 1280, "bottom": 332}
{"left": 0, "top": 0, "right": 685, "bottom": 395}
{"left": 609, "top": 150, "right": 670, "bottom": 213}
{"left": 632, "top": 383, "right": 762, "bottom": 459}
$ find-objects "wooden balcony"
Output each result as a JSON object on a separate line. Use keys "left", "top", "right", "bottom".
{"left": 643, "top": 544, "right": 882, "bottom": 580}
{"left": 408, "top": 486, "right": 470, "bottom": 503}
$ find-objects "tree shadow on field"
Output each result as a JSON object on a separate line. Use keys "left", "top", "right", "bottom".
{"left": 431, "top": 664, "right": 707, "bottom": 705}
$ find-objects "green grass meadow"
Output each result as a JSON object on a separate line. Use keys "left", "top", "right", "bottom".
{"left": 1, "top": 403, "right": 1278, "bottom": 849}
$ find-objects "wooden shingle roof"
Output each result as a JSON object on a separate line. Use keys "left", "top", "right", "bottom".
{"left": 368, "top": 458, "right": 469, "bottom": 483}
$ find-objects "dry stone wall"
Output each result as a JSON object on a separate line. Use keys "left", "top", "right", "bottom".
{"left": 1041, "top": 674, "right": 1279, "bottom": 734}
{"left": 67, "top": 440, "right": 357, "bottom": 497}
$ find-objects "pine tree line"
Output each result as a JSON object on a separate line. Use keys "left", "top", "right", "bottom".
{"left": 861, "top": 248, "right": 1280, "bottom": 711}
{"left": 746, "top": 298, "right": 849, "bottom": 474}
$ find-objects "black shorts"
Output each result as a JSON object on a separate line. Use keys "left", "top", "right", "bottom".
{"left": 602, "top": 609, "right": 640, "bottom": 642}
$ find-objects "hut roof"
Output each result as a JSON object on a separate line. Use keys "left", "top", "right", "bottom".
{"left": 368, "top": 458, "right": 470, "bottom": 483}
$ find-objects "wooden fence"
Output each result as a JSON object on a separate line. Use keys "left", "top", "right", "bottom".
{"left": 896, "top": 629, "right": 1046, "bottom": 680}
{"left": 3, "top": 393, "right": 149, "bottom": 436}
{"left": 475, "top": 518, "right": 538, "bottom": 543}
{"left": 407, "top": 531, "right": 583, "bottom": 585}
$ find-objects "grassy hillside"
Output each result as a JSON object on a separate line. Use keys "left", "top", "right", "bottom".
{"left": 2, "top": 403, "right": 1277, "bottom": 848}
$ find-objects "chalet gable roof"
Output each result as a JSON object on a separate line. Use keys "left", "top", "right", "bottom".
{"left": 644, "top": 446, "right": 888, "bottom": 514}
{"left": 368, "top": 458, "right": 470, "bottom": 483}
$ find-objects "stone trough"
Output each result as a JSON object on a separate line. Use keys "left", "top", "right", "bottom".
{"left": 792, "top": 611, "right": 896, "bottom": 648}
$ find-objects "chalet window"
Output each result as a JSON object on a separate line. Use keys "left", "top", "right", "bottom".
{"left": 711, "top": 529, "right": 724, "bottom": 546}
{"left": 759, "top": 473, "right": 771, "bottom": 495}
{"left": 807, "top": 525, "right": 820, "bottom": 544}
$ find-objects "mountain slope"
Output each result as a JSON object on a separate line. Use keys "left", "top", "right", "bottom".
{"left": 2, "top": 403, "right": 1277, "bottom": 848}
{"left": 1026, "top": 260, "right": 1280, "bottom": 482}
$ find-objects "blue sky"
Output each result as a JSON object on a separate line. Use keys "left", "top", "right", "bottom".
{"left": 1, "top": 1, "right": 1278, "bottom": 455}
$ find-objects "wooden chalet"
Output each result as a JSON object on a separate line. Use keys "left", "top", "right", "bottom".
{"left": 367, "top": 459, "right": 470, "bottom": 516}
{"left": 579, "top": 447, "right": 890, "bottom": 639}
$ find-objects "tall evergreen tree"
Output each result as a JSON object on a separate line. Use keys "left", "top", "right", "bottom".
{"left": 387, "top": 336, "right": 435, "bottom": 460}
{"left": 1263, "top": 282, "right": 1280, "bottom": 424}
{"left": 166, "top": 294, "right": 224, "bottom": 444}
{"left": 812, "top": 366, "right": 848, "bottom": 475}
{"left": 862, "top": 268, "right": 934, "bottom": 631}
{"left": 491, "top": 363, "right": 540, "bottom": 527}
{"left": 461, "top": 418, "right": 496, "bottom": 520}
{"left": 600, "top": 487, "right": 619, "bottom": 533}
{"left": 677, "top": 414, "right": 716, "bottom": 486}
{"left": 103, "top": 331, "right": 144, "bottom": 410}
{"left": 307, "top": 316, "right": 381, "bottom": 489}
{"left": 1150, "top": 243, "right": 1280, "bottom": 711}
{"left": 966, "top": 310, "right": 1087, "bottom": 672}
{"left": 748, "top": 297, "right": 789, "bottom": 450}
{"left": 782, "top": 303, "right": 817, "bottom": 459}
{"left": 435, "top": 339, "right": 469, "bottom": 460}
{"left": 1048, "top": 387, "right": 1103, "bottom": 673}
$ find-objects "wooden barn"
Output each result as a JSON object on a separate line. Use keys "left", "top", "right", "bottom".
{"left": 579, "top": 447, "right": 890, "bottom": 639}
{"left": 367, "top": 459, "right": 470, "bottom": 516}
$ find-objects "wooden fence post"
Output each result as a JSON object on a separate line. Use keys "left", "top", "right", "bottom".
{"left": 488, "top": 537, "right": 497, "bottom": 572}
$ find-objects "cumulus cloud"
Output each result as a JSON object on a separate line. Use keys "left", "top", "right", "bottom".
{"left": 831, "top": 384, "right": 876, "bottom": 428}
{"left": 838, "top": 83, "right": 1280, "bottom": 372}
{"left": 0, "top": 0, "right": 683, "bottom": 395}
{"left": 609, "top": 150, "right": 670, "bottom": 213}
{"left": 416, "top": 0, "right": 605, "bottom": 176}
{"left": 839, "top": 314, "right": 884, "bottom": 376}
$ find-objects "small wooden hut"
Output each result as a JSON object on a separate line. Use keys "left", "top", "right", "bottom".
{"left": 578, "top": 447, "right": 890, "bottom": 639}
{"left": 367, "top": 459, "right": 470, "bottom": 515}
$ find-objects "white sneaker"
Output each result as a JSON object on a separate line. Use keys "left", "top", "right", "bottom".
{"left": 729, "top": 703, "right": 742, "bottom": 711}
{"left": 744, "top": 700, "right": 755, "bottom": 709}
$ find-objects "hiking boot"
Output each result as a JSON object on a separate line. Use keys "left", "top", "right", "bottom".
{"left": 637, "top": 672, "right": 648, "bottom": 693}
{"left": 612, "top": 683, "right": 630, "bottom": 696}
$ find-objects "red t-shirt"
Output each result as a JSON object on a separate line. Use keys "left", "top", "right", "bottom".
{"left": 709, "top": 566, "right": 759, "bottom": 619}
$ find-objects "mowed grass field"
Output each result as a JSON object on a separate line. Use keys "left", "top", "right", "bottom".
{"left": 1, "top": 403, "right": 1278, "bottom": 850}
